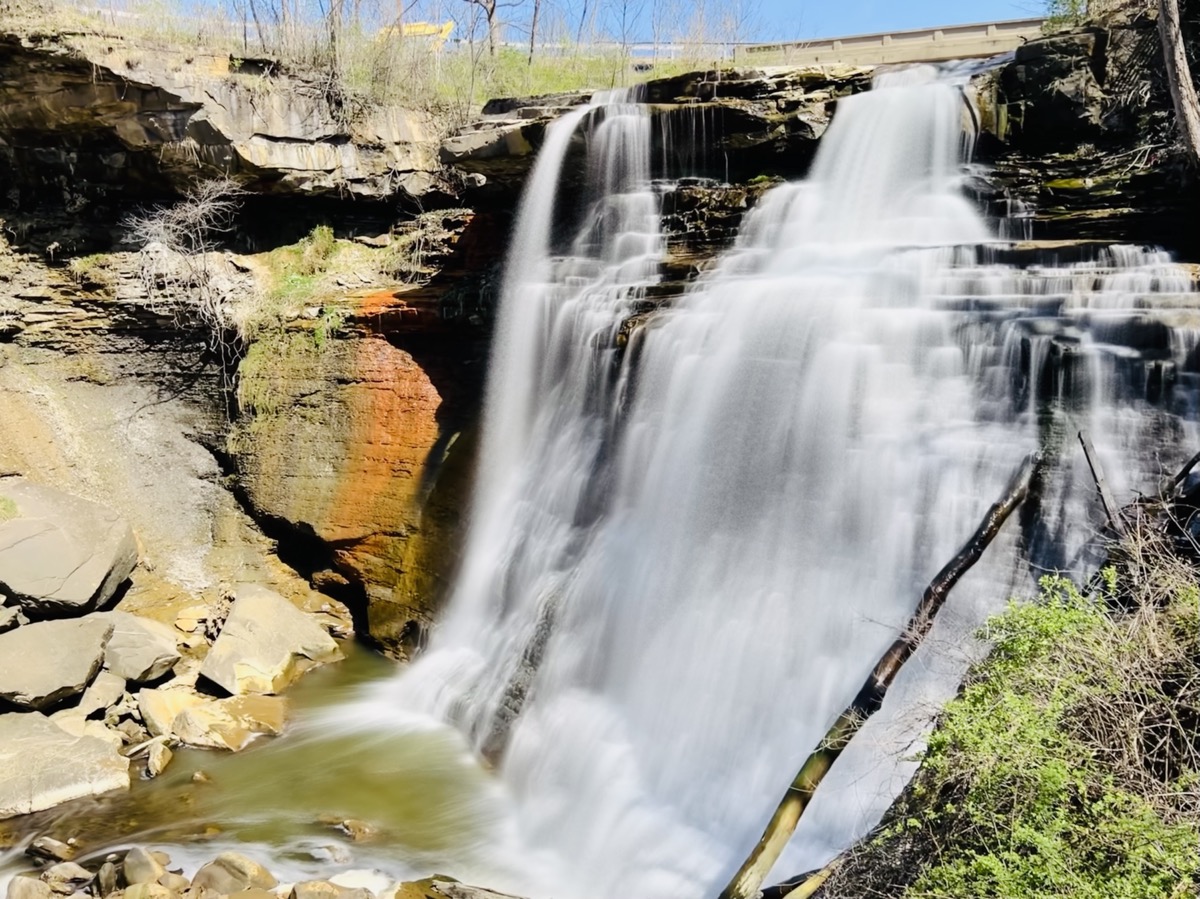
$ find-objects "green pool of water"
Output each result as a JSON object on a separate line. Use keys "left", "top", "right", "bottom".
{"left": 2, "top": 646, "right": 518, "bottom": 887}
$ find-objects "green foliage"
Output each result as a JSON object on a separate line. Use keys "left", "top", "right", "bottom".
{"left": 67, "top": 253, "right": 113, "bottom": 289}
{"left": 885, "top": 558, "right": 1200, "bottom": 899}
{"left": 0, "top": 495, "right": 18, "bottom": 523}
{"left": 1044, "top": 0, "right": 1090, "bottom": 31}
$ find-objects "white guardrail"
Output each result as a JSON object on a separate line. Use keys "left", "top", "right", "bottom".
{"left": 733, "top": 17, "right": 1047, "bottom": 67}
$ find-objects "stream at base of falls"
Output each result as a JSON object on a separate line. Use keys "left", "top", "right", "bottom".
{"left": 7, "top": 63, "right": 1200, "bottom": 899}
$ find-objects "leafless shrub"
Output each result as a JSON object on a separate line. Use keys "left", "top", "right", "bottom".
{"left": 123, "top": 178, "right": 255, "bottom": 357}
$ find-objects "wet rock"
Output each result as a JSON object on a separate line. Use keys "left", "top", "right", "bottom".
{"left": 123, "top": 847, "right": 166, "bottom": 886}
{"left": 0, "top": 713, "right": 129, "bottom": 818}
{"left": 146, "top": 741, "right": 173, "bottom": 778}
{"left": 170, "top": 695, "right": 287, "bottom": 751}
{"left": 190, "top": 853, "right": 277, "bottom": 895}
{"left": 157, "top": 874, "right": 189, "bottom": 893}
{"left": 26, "top": 837, "right": 76, "bottom": 863}
{"left": 6, "top": 878, "right": 54, "bottom": 899}
{"left": 41, "top": 863, "right": 93, "bottom": 895}
{"left": 122, "top": 885, "right": 172, "bottom": 899}
{"left": 291, "top": 883, "right": 373, "bottom": 899}
{"left": 0, "top": 478, "right": 138, "bottom": 617}
{"left": 0, "top": 618, "right": 113, "bottom": 710}
{"left": 90, "top": 611, "right": 181, "bottom": 683}
{"left": 329, "top": 871, "right": 390, "bottom": 896}
{"left": 199, "top": 585, "right": 341, "bottom": 695}
{"left": 97, "top": 864, "right": 118, "bottom": 897}
{"left": 316, "top": 815, "right": 376, "bottom": 842}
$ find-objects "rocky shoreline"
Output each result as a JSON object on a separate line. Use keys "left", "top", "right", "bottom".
{"left": 0, "top": 475, "right": 345, "bottom": 819}
{"left": 6, "top": 842, "right": 515, "bottom": 899}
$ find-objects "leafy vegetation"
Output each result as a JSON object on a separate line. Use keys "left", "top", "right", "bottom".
{"left": 0, "top": 496, "right": 18, "bottom": 523}
{"left": 826, "top": 521, "right": 1200, "bottom": 898}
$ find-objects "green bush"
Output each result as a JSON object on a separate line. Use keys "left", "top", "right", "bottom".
{"left": 893, "top": 562, "right": 1200, "bottom": 899}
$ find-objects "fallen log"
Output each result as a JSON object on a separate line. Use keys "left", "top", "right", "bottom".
{"left": 718, "top": 451, "right": 1041, "bottom": 899}
{"left": 1078, "top": 431, "right": 1125, "bottom": 537}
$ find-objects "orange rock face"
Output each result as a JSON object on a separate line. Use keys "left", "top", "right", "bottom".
{"left": 231, "top": 302, "right": 480, "bottom": 656}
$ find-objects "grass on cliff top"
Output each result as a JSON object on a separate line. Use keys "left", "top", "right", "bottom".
{"left": 827, "top": 521, "right": 1200, "bottom": 899}
{"left": 16, "top": 0, "right": 734, "bottom": 124}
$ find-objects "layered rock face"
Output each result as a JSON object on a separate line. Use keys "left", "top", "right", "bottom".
{"left": 971, "top": 15, "right": 1200, "bottom": 256}
{"left": 0, "top": 32, "right": 452, "bottom": 252}
{"left": 2, "top": 10, "right": 1197, "bottom": 667}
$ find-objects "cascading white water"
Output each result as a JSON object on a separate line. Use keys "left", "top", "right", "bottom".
{"left": 341, "top": 65, "right": 1200, "bottom": 899}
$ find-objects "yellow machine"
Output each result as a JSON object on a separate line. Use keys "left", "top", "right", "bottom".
{"left": 376, "top": 21, "right": 455, "bottom": 48}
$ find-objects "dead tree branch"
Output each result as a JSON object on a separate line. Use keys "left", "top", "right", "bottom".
{"left": 718, "top": 452, "right": 1041, "bottom": 899}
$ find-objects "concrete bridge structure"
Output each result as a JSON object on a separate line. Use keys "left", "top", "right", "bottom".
{"left": 732, "top": 18, "right": 1048, "bottom": 67}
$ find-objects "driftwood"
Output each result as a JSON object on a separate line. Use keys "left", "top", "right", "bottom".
{"left": 759, "top": 859, "right": 843, "bottom": 899}
{"left": 718, "top": 452, "right": 1041, "bottom": 899}
{"left": 1078, "top": 430, "right": 1125, "bottom": 537}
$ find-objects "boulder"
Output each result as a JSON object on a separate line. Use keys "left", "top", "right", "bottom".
{"left": 146, "top": 741, "right": 173, "bottom": 778}
{"left": 40, "top": 863, "right": 93, "bottom": 894}
{"left": 137, "top": 687, "right": 206, "bottom": 738}
{"left": 90, "top": 610, "right": 181, "bottom": 683}
{"left": 0, "top": 618, "right": 113, "bottom": 709}
{"left": 122, "top": 885, "right": 172, "bottom": 899}
{"left": 291, "top": 883, "right": 374, "bottom": 899}
{"left": 190, "top": 853, "right": 277, "bottom": 895}
{"left": 6, "top": 878, "right": 55, "bottom": 899}
{"left": 199, "top": 585, "right": 341, "bottom": 695}
{"left": 0, "top": 478, "right": 138, "bottom": 616}
{"left": 122, "top": 847, "right": 166, "bottom": 886}
{"left": 78, "top": 671, "right": 127, "bottom": 717}
{"left": 0, "top": 603, "right": 23, "bottom": 632}
{"left": 170, "top": 695, "right": 287, "bottom": 751}
{"left": 0, "top": 713, "right": 129, "bottom": 818}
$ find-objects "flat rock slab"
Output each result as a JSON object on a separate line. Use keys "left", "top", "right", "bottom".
{"left": 200, "top": 584, "right": 341, "bottom": 695}
{"left": 0, "top": 617, "right": 113, "bottom": 709}
{"left": 88, "top": 610, "right": 181, "bottom": 683}
{"left": 0, "top": 713, "right": 129, "bottom": 819}
{"left": 0, "top": 478, "right": 138, "bottom": 616}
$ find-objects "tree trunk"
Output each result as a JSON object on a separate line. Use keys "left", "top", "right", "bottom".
{"left": 717, "top": 452, "right": 1041, "bottom": 899}
{"left": 528, "top": 0, "right": 541, "bottom": 66}
{"left": 1159, "top": 0, "right": 1200, "bottom": 165}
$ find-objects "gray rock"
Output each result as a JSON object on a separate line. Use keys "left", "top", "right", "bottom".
{"left": 97, "top": 864, "right": 118, "bottom": 897}
{"left": 78, "top": 671, "right": 127, "bottom": 717}
{"left": 157, "top": 874, "right": 189, "bottom": 893}
{"left": 146, "top": 741, "right": 173, "bottom": 777}
{"left": 122, "top": 885, "right": 172, "bottom": 899}
{"left": 291, "top": 882, "right": 373, "bottom": 899}
{"left": 41, "top": 863, "right": 93, "bottom": 895}
{"left": 0, "top": 478, "right": 138, "bottom": 616}
{"left": 26, "top": 836, "right": 75, "bottom": 862}
{"left": 200, "top": 585, "right": 341, "bottom": 695}
{"left": 90, "top": 611, "right": 181, "bottom": 683}
{"left": 0, "top": 618, "right": 113, "bottom": 709}
{"left": 0, "top": 713, "right": 129, "bottom": 819}
{"left": 123, "top": 847, "right": 166, "bottom": 886}
{"left": 190, "top": 853, "right": 277, "bottom": 895}
{"left": 0, "top": 603, "right": 24, "bottom": 632}
{"left": 6, "top": 877, "right": 54, "bottom": 899}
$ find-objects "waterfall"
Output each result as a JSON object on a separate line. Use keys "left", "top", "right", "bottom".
{"left": 344, "top": 67, "right": 1200, "bottom": 898}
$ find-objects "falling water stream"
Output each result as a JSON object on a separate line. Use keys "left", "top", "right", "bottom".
{"left": 343, "top": 64, "right": 1200, "bottom": 897}
{"left": 7, "top": 64, "right": 1200, "bottom": 899}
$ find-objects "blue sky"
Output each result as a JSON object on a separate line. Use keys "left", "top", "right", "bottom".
{"left": 746, "top": 0, "right": 1045, "bottom": 40}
